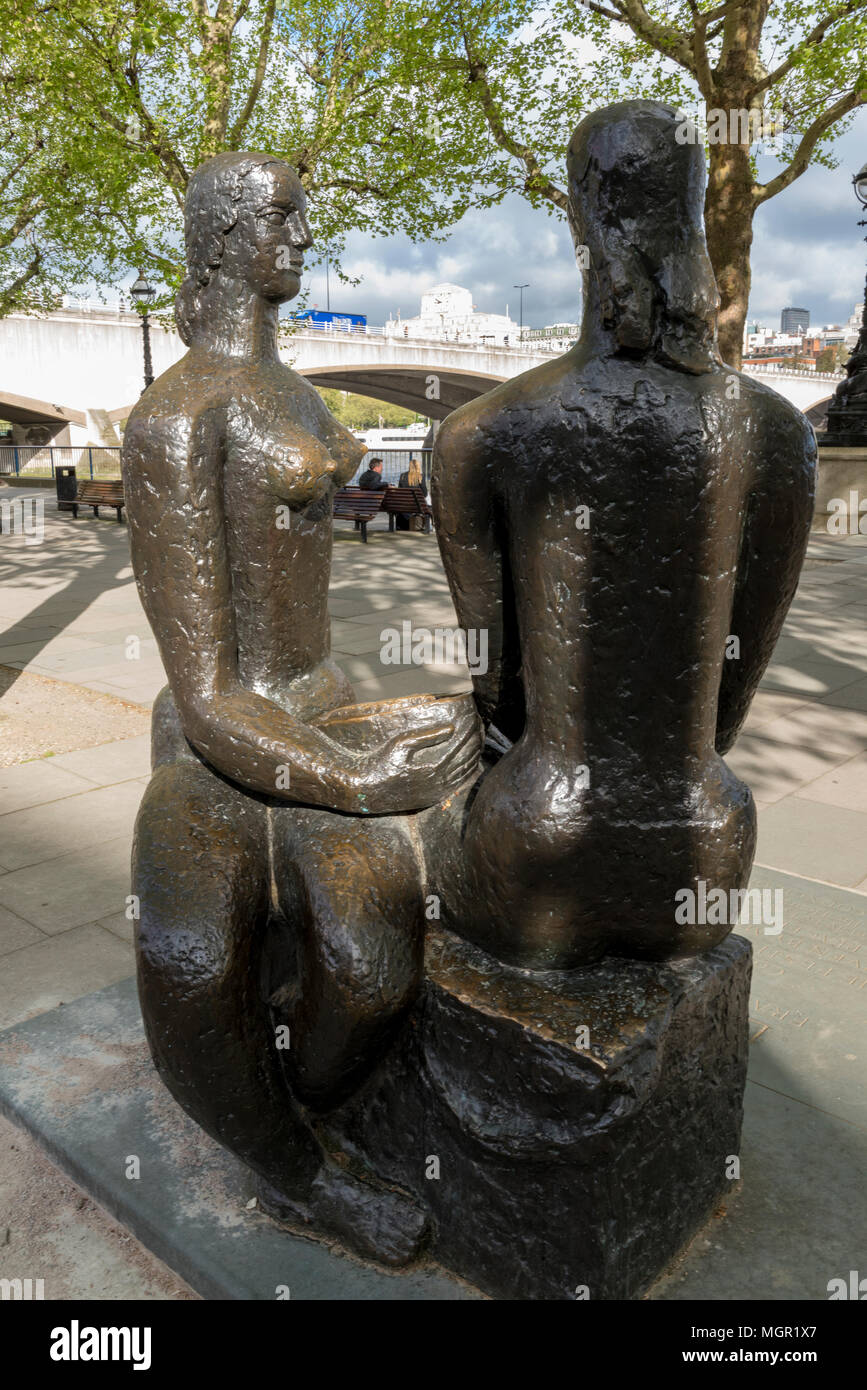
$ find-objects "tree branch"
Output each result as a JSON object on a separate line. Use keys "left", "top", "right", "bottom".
{"left": 754, "top": 87, "right": 866, "bottom": 203}
{"left": 614, "top": 0, "right": 696, "bottom": 71}
{"left": 228, "top": 0, "right": 277, "bottom": 143}
{"left": 457, "top": 16, "right": 569, "bottom": 217}
{"left": 748, "top": 0, "right": 867, "bottom": 101}
{"left": 0, "top": 245, "right": 43, "bottom": 314}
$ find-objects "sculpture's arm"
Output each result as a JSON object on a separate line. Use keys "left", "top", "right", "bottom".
{"left": 124, "top": 410, "right": 465, "bottom": 813}
{"left": 715, "top": 409, "right": 817, "bottom": 755}
{"left": 432, "top": 407, "right": 524, "bottom": 740}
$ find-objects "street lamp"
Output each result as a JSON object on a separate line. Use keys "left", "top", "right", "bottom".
{"left": 823, "top": 162, "right": 867, "bottom": 446}
{"left": 514, "top": 283, "right": 529, "bottom": 344}
{"left": 129, "top": 271, "right": 156, "bottom": 393}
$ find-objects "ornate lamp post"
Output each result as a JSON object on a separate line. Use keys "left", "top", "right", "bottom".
{"left": 129, "top": 271, "right": 156, "bottom": 393}
{"left": 823, "top": 163, "right": 867, "bottom": 446}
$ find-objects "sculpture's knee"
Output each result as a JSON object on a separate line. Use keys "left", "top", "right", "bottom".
{"left": 133, "top": 762, "right": 270, "bottom": 1082}
{"left": 273, "top": 811, "right": 425, "bottom": 1107}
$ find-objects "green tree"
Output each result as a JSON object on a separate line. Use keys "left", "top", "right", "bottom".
{"left": 433, "top": 0, "right": 867, "bottom": 366}
{"left": 0, "top": 0, "right": 491, "bottom": 313}
{"left": 316, "top": 387, "right": 423, "bottom": 428}
{"left": 816, "top": 342, "right": 849, "bottom": 372}
{"left": 0, "top": 10, "right": 129, "bottom": 314}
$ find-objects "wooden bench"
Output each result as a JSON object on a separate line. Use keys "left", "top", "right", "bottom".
{"left": 381, "top": 485, "right": 432, "bottom": 533}
{"left": 333, "top": 486, "right": 387, "bottom": 542}
{"left": 59, "top": 479, "right": 125, "bottom": 522}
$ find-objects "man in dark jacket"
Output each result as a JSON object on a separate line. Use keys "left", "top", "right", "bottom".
{"left": 357, "top": 458, "right": 388, "bottom": 489}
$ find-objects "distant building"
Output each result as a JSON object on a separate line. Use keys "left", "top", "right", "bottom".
{"left": 744, "top": 327, "right": 803, "bottom": 357}
{"left": 781, "top": 306, "right": 810, "bottom": 334}
{"left": 844, "top": 302, "right": 864, "bottom": 349}
{"left": 524, "top": 322, "right": 580, "bottom": 352}
{"left": 743, "top": 317, "right": 850, "bottom": 370}
{"left": 386, "top": 283, "right": 519, "bottom": 346}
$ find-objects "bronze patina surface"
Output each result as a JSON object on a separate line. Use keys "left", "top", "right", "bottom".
{"left": 123, "top": 151, "right": 480, "bottom": 1269}
{"left": 123, "top": 104, "right": 814, "bottom": 1295}
{"left": 429, "top": 100, "right": 816, "bottom": 969}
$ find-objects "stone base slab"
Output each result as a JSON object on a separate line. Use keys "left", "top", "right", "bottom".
{"left": 332, "top": 929, "right": 753, "bottom": 1300}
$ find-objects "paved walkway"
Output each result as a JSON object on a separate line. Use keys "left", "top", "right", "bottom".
{"left": 1, "top": 484, "right": 866, "bottom": 1297}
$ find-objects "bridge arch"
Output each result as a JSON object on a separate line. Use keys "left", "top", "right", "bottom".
{"left": 0, "top": 390, "right": 85, "bottom": 445}
{"left": 805, "top": 395, "right": 834, "bottom": 431}
{"left": 297, "top": 363, "right": 506, "bottom": 420}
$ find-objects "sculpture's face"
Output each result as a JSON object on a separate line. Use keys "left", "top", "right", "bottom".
{"left": 228, "top": 162, "right": 313, "bottom": 303}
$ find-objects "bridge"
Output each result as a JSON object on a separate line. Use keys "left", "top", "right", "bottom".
{"left": 0, "top": 297, "right": 843, "bottom": 446}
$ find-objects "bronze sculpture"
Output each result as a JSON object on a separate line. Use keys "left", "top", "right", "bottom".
{"left": 123, "top": 151, "right": 480, "bottom": 1267}
{"left": 123, "top": 105, "right": 815, "bottom": 1298}
{"left": 428, "top": 100, "right": 816, "bottom": 969}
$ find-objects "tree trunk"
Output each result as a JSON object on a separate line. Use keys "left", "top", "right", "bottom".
{"left": 704, "top": 139, "right": 755, "bottom": 370}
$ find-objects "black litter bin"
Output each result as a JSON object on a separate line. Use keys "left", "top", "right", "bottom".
{"left": 56, "top": 465, "right": 77, "bottom": 509}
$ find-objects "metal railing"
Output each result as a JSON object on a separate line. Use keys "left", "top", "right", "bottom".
{"left": 742, "top": 363, "right": 845, "bottom": 380}
{"left": 0, "top": 444, "right": 430, "bottom": 486}
{"left": 0, "top": 445, "right": 122, "bottom": 479}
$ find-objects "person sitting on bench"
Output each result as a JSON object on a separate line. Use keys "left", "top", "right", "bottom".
{"left": 395, "top": 457, "right": 425, "bottom": 531}
{"left": 357, "top": 457, "right": 388, "bottom": 489}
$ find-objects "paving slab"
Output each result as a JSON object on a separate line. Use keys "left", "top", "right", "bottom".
{"left": 0, "top": 924, "right": 132, "bottom": 1031}
{"left": 0, "top": 834, "right": 134, "bottom": 934}
{"left": 742, "top": 866, "right": 866, "bottom": 1128}
{"left": 0, "top": 904, "right": 44, "bottom": 955}
{"left": 0, "top": 757, "right": 95, "bottom": 813}
{"left": 0, "top": 982, "right": 478, "bottom": 1301}
{"left": 42, "top": 734, "right": 151, "bottom": 787}
{"left": 0, "top": 778, "right": 145, "bottom": 872}
{"left": 820, "top": 678, "right": 867, "bottom": 712}
{"left": 755, "top": 799, "right": 867, "bottom": 886}
{"left": 796, "top": 751, "right": 867, "bottom": 813}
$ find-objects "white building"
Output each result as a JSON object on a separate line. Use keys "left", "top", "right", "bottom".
{"left": 744, "top": 327, "right": 804, "bottom": 354}
{"left": 385, "top": 283, "right": 520, "bottom": 346}
{"left": 524, "top": 322, "right": 580, "bottom": 352}
{"left": 844, "top": 302, "right": 864, "bottom": 349}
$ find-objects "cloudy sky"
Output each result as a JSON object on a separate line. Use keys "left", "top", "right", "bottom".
{"left": 306, "top": 108, "right": 867, "bottom": 337}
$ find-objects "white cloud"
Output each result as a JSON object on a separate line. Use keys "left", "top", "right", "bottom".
{"left": 309, "top": 107, "right": 867, "bottom": 334}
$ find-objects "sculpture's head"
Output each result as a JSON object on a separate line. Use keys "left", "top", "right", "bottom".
{"left": 567, "top": 101, "right": 721, "bottom": 374}
{"left": 176, "top": 151, "right": 312, "bottom": 345}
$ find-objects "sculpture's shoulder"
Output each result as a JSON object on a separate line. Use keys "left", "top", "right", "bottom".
{"left": 728, "top": 368, "right": 817, "bottom": 475}
{"left": 122, "top": 353, "right": 225, "bottom": 478}
{"left": 436, "top": 353, "right": 576, "bottom": 462}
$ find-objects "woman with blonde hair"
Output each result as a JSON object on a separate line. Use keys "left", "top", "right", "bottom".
{"left": 396, "top": 455, "right": 426, "bottom": 529}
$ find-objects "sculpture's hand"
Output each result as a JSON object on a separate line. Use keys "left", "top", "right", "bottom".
{"left": 347, "top": 721, "right": 482, "bottom": 815}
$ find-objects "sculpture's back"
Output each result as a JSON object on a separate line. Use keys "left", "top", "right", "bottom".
{"left": 431, "top": 101, "right": 816, "bottom": 968}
